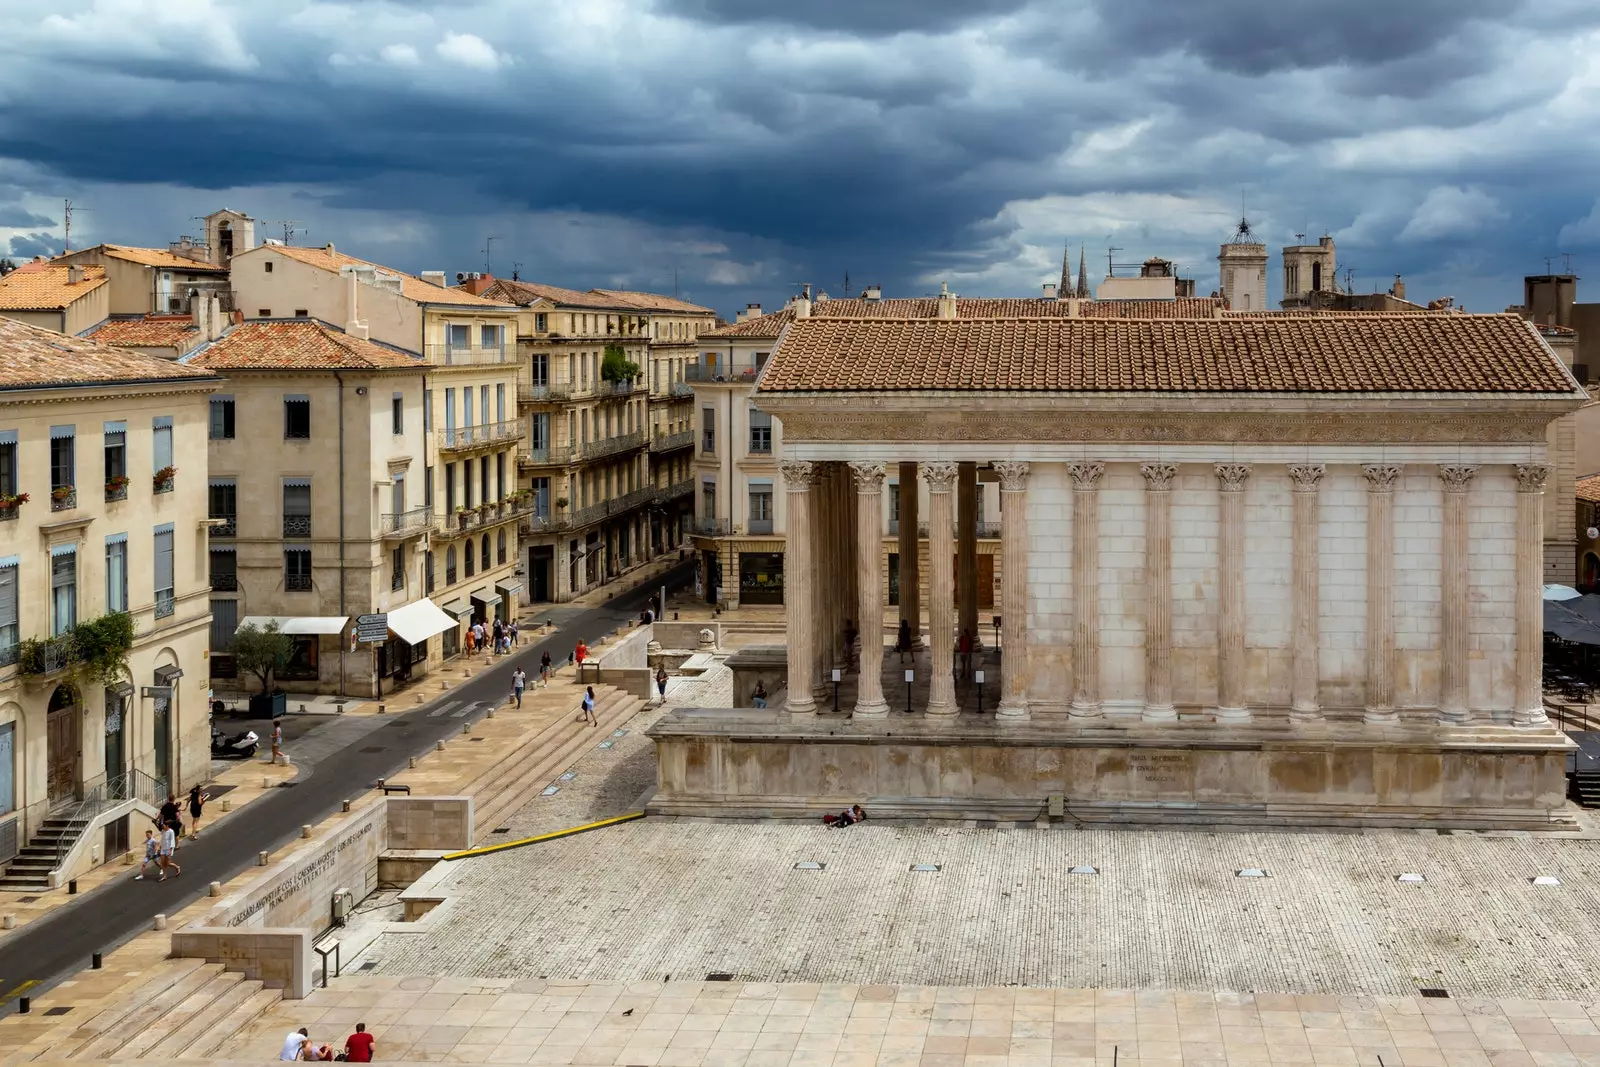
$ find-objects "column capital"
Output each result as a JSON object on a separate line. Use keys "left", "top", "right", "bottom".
{"left": 1067, "top": 461, "right": 1105, "bottom": 491}
{"left": 847, "top": 461, "right": 887, "bottom": 493}
{"left": 1139, "top": 462, "right": 1178, "bottom": 492}
{"left": 1437, "top": 464, "right": 1478, "bottom": 494}
{"left": 1362, "top": 463, "right": 1404, "bottom": 492}
{"left": 993, "top": 460, "right": 1031, "bottom": 492}
{"left": 1287, "top": 463, "right": 1325, "bottom": 492}
{"left": 780, "top": 461, "right": 816, "bottom": 491}
{"left": 920, "top": 461, "right": 959, "bottom": 493}
{"left": 1516, "top": 463, "right": 1551, "bottom": 493}
{"left": 1214, "top": 462, "right": 1252, "bottom": 493}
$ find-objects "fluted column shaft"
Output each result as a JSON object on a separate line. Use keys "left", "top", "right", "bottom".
{"left": 923, "top": 462, "right": 959, "bottom": 716}
{"left": 958, "top": 462, "right": 979, "bottom": 647}
{"left": 1140, "top": 463, "right": 1177, "bottom": 722}
{"left": 811, "top": 464, "right": 833, "bottom": 698}
{"left": 1363, "top": 464, "right": 1402, "bottom": 724}
{"left": 1515, "top": 464, "right": 1551, "bottom": 726}
{"left": 1068, "top": 462, "right": 1104, "bottom": 717}
{"left": 838, "top": 467, "right": 858, "bottom": 662}
{"left": 850, "top": 463, "right": 889, "bottom": 718}
{"left": 781, "top": 462, "right": 816, "bottom": 714}
{"left": 1438, "top": 465, "right": 1477, "bottom": 724}
{"left": 994, "top": 462, "right": 1030, "bottom": 720}
{"left": 1288, "top": 464, "right": 1324, "bottom": 722}
{"left": 898, "top": 462, "right": 920, "bottom": 638}
{"left": 1215, "top": 463, "right": 1251, "bottom": 722}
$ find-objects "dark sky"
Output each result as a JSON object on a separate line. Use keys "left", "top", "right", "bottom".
{"left": 2, "top": 0, "right": 1598, "bottom": 317}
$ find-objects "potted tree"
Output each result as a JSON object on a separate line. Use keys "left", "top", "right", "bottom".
{"left": 233, "top": 620, "right": 292, "bottom": 718}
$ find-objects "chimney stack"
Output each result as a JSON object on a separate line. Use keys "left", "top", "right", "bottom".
{"left": 1392, "top": 277, "right": 1406, "bottom": 301}
{"left": 793, "top": 284, "right": 812, "bottom": 320}
{"left": 1042, "top": 282, "right": 1057, "bottom": 300}
{"left": 340, "top": 265, "right": 370, "bottom": 340}
{"left": 67, "top": 265, "right": 84, "bottom": 285}
{"left": 936, "top": 282, "right": 956, "bottom": 319}
{"left": 421, "top": 270, "right": 447, "bottom": 289}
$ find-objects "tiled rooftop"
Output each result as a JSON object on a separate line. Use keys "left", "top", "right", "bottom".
{"left": 590, "top": 287, "right": 715, "bottom": 314}
{"left": 1577, "top": 474, "right": 1600, "bottom": 504}
{"left": 701, "top": 296, "right": 1232, "bottom": 340}
{"left": 756, "top": 313, "right": 1578, "bottom": 395}
{"left": 0, "top": 316, "right": 217, "bottom": 389}
{"left": 93, "top": 244, "right": 229, "bottom": 272}
{"left": 185, "top": 319, "right": 425, "bottom": 370}
{"left": 87, "top": 314, "right": 201, "bottom": 350}
{"left": 0, "top": 262, "right": 107, "bottom": 309}
{"left": 480, "top": 278, "right": 714, "bottom": 314}
{"left": 260, "top": 245, "right": 513, "bottom": 308}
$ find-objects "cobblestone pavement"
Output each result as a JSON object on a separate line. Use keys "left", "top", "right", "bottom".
{"left": 362, "top": 812, "right": 1600, "bottom": 1000}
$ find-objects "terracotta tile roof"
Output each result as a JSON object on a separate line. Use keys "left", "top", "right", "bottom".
{"left": 0, "top": 263, "right": 107, "bottom": 310}
{"left": 590, "top": 288, "right": 715, "bottom": 314}
{"left": 479, "top": 278, "right": 634, "bottom": 310}
{"left": 701, "top": 308, "right": 797, "bottom": 340}
{"left": 94, "top": 245, "right": 229, "bottom": 272}
{"left": 87, "top": 315, "right": 201, "bottom": 350}
{"left": 1578, "top": 475, "right": 1600, "bottom": 504}
{"left": 0, "top": 316, "right": 217, "bottom": 389}
{"left": 259, "top": 245, "right": 513, "bottom": 308}
{"left": 702, "top": 296, "right": 1229, "bottom": 339}
{"left": 1083, "top": 297, "right": 1226, "bottom": 318}
{"left": 756, "top": 314, "right": 1577, "bottom": 395}
{"left": 185, "top": 320, "right": 425, "bottom": 371}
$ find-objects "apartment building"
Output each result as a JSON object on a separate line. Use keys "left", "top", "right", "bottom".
{"left": 217, "top": 244, "right": 525, "bottom": 689}
{"left": 0, "top": 318, "right": 220, "bottom": 876}
{"left": 473, "top": 278, "right": 713, "bottom": 603}
{"left": 0, "top": 260, "right": 110, "bottom": 335}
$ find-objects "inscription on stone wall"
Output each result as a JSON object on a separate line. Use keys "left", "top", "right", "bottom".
{"left": 227, "top": 816, "right": 378, "bottom": 928}
{"left": 1128, "top": 752, "right": 1192, "bottom": 784}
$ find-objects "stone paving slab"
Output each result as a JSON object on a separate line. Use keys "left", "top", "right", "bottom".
{"left": 361, "top": 819, "right": 1600, "bottom": 1001}
{"left": 221, "top": 975, "right": 1600, "bottom": 1066}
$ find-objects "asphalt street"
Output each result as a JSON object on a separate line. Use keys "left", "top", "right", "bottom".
{"left": 0, "top": 560, "right": 694, "bottom": 1006}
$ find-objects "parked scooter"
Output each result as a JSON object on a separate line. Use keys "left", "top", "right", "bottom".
{"left": 210, "top": 726, "right": 259, "bottom": 759}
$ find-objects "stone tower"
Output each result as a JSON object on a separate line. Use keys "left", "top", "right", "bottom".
{"left": 203, "top": 208, "right": 256, "bottom": 267}
{"left": 1217, "top": 218, "right": 1267, "bottom": 311}
{"left": 1281, "top": 234, "right": 1337, "bottom": 309}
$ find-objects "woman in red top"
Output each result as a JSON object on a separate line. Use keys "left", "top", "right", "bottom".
{"left": 575, "top": 640, "right": 588, "bottom": 666}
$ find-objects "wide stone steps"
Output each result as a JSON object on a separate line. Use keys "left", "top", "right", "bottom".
{"left": 143, "top": 972, "right": 268, "bottom": 1059}
{"left": 0, "top": 817, "right": 90, "bottom": 890}
{"left": 178, "top": 983, "right": 282, "bottom": 1060}
{"left": 466, "top": 684, "right": 643, "bottom": 839}
{"left": 58, "top": 960, "right": 221, "bottom": 1059}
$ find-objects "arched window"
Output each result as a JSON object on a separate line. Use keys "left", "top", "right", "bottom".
{"left": 445, "top": 546, "right": 457, "bottom": 585}
{"left": 480, "top": 534, "right": 491, "bottom": 570}
{"left": 465, "top": 543, "right": 475, "bottom": 578}
{"left": 497, "top": 529, "right": 507, "bottom": 565}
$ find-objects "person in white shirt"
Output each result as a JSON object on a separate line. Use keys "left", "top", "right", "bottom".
{"left": 280, "top": 1028, "right": 309, "bottom": 1061}
{"left": 157, "top": 824, "right": 181, "bottom": 880}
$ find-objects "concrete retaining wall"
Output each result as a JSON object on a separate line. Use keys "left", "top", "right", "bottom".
{"left": 170, "top": 929, "right": 313, "bottom": 998}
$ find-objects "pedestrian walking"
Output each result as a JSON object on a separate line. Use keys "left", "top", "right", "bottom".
{"left": 280, "top": 1028, "right": 310, "bottom": 1061}
{"left": 270, "top": 721, "right": 284, "bottom": 763}
{"left": 157, "top": 823, "right": 181, "bottom": 880}
{"left": 187, "top": 784, "right": 210, "bottom": 838}
{"left": 492, "top": 619, "right": 504, "bottom": 654}
{"left": 156, "top": 793, "right": 180, "bottom": 833}
{"left": 958, "top": 628, "right": 974, "bottom": 680}
{"left": 540, "top": 651, "right": 553, "bottom": 687}
{"left": 512, "top": 666, "right": 527, "bottom": 708}
{"left": 579, "top": 685, "right": 598, "bottom": 726}
{"left": 575, "top": 639, "right": 588, "bottom": 668}
{"left": 656, "top": 665, "right": 668, "bottom": 704}
{"left": 464, "top": 627, "right": 476, "bottom": 655}
{"left": 501, "top": 632, "right": 512, "bottom": 655}
{"left": 510, "top": 621, "right": 520, "bottom": 647}
{"left": 135, "top": 829, "right": 158, "bottom": 879}
{"left": 896, "top": 618, "right": 914, "bottom": 665}
{"left": 343, "top": 1023, "right": 375, "bottom": 1063}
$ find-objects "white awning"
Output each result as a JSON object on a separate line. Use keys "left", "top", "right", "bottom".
{"left": 237, "top": 615, "right": 349, "bottom": 636}
{"left": 387, "top": 598, "right": 458, "bottom": 645}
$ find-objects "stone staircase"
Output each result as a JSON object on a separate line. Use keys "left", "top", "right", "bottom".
{"left": 462, "top": 681, "right": 644, "bottom": 839}
{"left": 0, "top": 813, "right": 90, "bottom": 891}
{"left": 29, "top": 958, "right": 280, "bottom": 1061}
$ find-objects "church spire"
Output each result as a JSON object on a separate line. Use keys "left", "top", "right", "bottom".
{"left": 1075, "top": 246, "right": 1090, "bottom": 298}
{"left": 1058, "top": 242, "right": 1071, "bottom": 298}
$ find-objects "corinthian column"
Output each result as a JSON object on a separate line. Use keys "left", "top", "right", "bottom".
{"left": 957, "top": 462, "right": 979, "bottom": 648}
{"left": 1363, "top": 463, "right": 1403, "bottom": 725}
{"left": 1438, "top": 464, "right": 1477, "bottom": 725}
{"left": 1287, "top": 464, "right": 1324, "bottom": 723}
{"left": 1515, "top": 464, "right": 1551, "bottom": 726}
{"left": 781, "top": 461, "right": 816, "bottom": 715}
{"left": 1068, "top": 462, "right": 1105, "bottom": 718}
{"left": 898, "top": 462, "right": 920, "bottom": 638}
{"left": 1140, "top": 463, "right": 1178, "bottom": 722}
{"left": 811, "top": 463, "right": 833, "bottom": 698}
{"left": 850, "top": 462, "right": 889, "bottom": 719}
{"left": 922, "top": 462, "right": 959, "bottom": 716}
{"left": 993, "top": 461, "right": 1030, "bottom": 721}
{"left": 1214, "top": 463, "right": 1251, "bottom": 723}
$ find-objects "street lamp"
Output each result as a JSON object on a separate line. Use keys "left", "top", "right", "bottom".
{"left": 904, "top": 668, "right": 914, "bottom": 714}
{"left": 974, "top": 669, "right": 985, "bottom": 715}
{"left": 831, "top": 668, "right": 841, "bottom": 713}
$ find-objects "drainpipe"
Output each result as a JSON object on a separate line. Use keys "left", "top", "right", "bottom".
{"left": 334, "top": 370, "right": 347, "bottom": 698}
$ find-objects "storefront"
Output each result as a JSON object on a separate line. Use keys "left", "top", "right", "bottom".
{"left": 739, "top": 552, "right": 785, "bottom": 605}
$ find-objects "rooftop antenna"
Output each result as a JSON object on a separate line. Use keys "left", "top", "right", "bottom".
{"left": 1106, "top": 243, "right": 1122, "bottom": 278}
{"left": 262, "top": 220, "right": 301, "bottom": 244}
{"left": 843, "top": 270, "right": 850, "bottom": 297}
{"left": 1561, "top": 252, "right": 1575, "bottom": 273}
{"left": 483, "top": 235, "right": 499, "bottom": 276}
{"left": 1343, "top": 266, "right": 1356, "bottom": 294}
{"left": 510, "top": 260, "right": 523, "bottom": 282}
{"left": 1545, "top": 256, "right": 1554, "bottom": 274}
{"left": 62, "top": 198, "right": 89, "bottom": 253}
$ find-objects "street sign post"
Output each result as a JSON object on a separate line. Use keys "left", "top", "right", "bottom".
{"left": 356, "top": 613, "right": 388, "bottom": 643}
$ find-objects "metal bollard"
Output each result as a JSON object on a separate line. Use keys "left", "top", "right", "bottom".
{"left": 219, "top": 799, "right": 232, "bottom": 812}
{"left": 17, "top": 996, "right": 28, "bottom": 1014}
{"left": 256, "top": 851, "right": 269, "bottom": 866}
{"left": 92, "top": 952, "right": 102, "bottom": 969}
{"left": 67, "top": 879, "right": 77, "bottom": 894}
{"left": 153, "top": 914, "right": 167, "bottom": 930}
{"left": 209, "top": 882, "right": 222, "bottom": 897}
{"left": 377, "top": 703, "right": 386, "bottom": 715}
{"left": 301, "top": 825, "right": 312, "bottom": 839}
{"left": 435, "top": 740, "right": 444, "bottom": 752}
{"left": 461, "top": 722, "right": 471, "bottom": 735}
{"left": 408, "top": 756, "right": 417, "bottom": 768}
{"left": 342, "top": 800, "right": 351, "bottom": 813}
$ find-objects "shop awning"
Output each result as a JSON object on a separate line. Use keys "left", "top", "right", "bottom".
{"left": 494, "top": 580, "right": 523, "bottom": 599}
{"left": 470, "top": 588, "right": 501, "bottom": 608}
{"left": 441, "top": 598, "right": 472, "bottom": 618}
{"left": 386, "top": 598, "right": 458, "bottom": 645}
{"left": 237, "top": 615, "right": 349, "bottom": 636}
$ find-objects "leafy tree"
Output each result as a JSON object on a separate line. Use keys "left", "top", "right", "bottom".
{"left": 233, "top": 621, "right": 293, "bottom": 694}
{"left": 601, "top": 344, "right": 641, "bottom": 382}
{"left": 0, "top": 258, "right": 15, "bottom": 277}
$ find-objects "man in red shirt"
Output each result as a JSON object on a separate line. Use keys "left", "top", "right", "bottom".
{"left": 343, "top": 1023, "right": 374, "bottom": 1063}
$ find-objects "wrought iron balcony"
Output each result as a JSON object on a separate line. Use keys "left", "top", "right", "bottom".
{"left": 425, "top": 342, "right": 510, "bottom": 366}
{"left": 380, "top": 506, "right": 435, "bottom": 539}
{"left": 105, "top": 480, "right": 129, "bottom": 502}
{"left": 595, "top": 378, "right": 643, "bottom": 397}
{"left": 19, "top": 635, "right": 74, "bottom": 675}
{"left": 576, "top": 429, "right": 646, "bottom": 462}
{"left": 283, "top": 515, "right": 312, "bottom": 538}
{"left": 670, "top": 381, "right": 694, "bottom": 397}
{"left": 209, "top": 516, "right": 237, "bottom": 537}
{"left": 658, "top": 478, "right": 693, "bottom": 502}
{"left": 649, "top": 429, "right": 694, "bottom": 453}
{"left": 285, "top": 574, "right": 313, "bottom": 592}
{"left": 518, "top": 377, "right": 574, "bottom": 404}
{"left": 517, "top": 442, "right": 573, "bottom": 467}
{"left": 210, "top": 572, "right": 238, "bottom": 592}
{"left": 694, "top": 517, "right": 731, "bottom": 536}
{"left": 685, "top": 361, "right": 762, "bottom": 383}
{"left": 748, "top": 518, "right": 774, "bottom": 535}
{"left": 154, "top": 590, "right": 175, "bottom": 619}
{"left": 436, "top": 419, "right": 525, "bottom": 453}
{"left": 50, "top": 486, "right": 76, "bottom": 512}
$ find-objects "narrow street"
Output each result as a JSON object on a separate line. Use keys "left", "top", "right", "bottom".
{"left": 0, "top": 560, "right": 693, "bottom": 1003}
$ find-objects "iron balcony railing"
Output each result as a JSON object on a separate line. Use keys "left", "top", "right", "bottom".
{"left": 381, "top": 506, "right": 435, "bottom": 538}
{"left": 576, "top": 429, "right": 646, "bottom": 462}
{"left": 669, "top": 381, "right": 694, "bottom": 397}
{"left": 518, "top": 377, "right": 574, "bottom": 404}
{"left": 155, "top": 590, "right": 175, "bottom": 619}
{"left": 51, "top": 486, "right": 77, "bottom": 512}
{"left": 685, "top": 361, "right": 763, "bottom": 383}
{"left": 105, "top": 482, "right": 128, "bottom": 503}
{"left": 518, "top": 442, "right": 573, "bottom": 467}
{"left": 286, "top": 574, "right": 313, "bottom": 592}
{"left": 595, "top": 378, "right": 643, "bottom": 397}
{"left": 210, "top": 515, "right": 236, "bottom": 537}
{"left": 748, "top": 519, "right": 774, "bottom": 535}
{"left": 425, "top": 343, "right": 510, "bottom": 366}
{"left": 436, "top": 420, "right": 525, "bottom": 452}
{"left": 0, "top": 640, "right": 17, "bottom": 668}
{"left": 20, "top": 634, "right": 74, "bottom": 675}
{"left": 210, "top": 572, "right": 238, "bottom": 592}
{"left": 283, "top": 515, "right": 312, "bottom": 538}
{"left": 649, "top": 429, "right": 694, "bottom": 453}
{"left": 659, "top": 478, "right": 693, "bottom": 502}
{"left": 695, "top": 517, "right": 731, "bottom": 536}
{"left": 911, "top": 521, "right": 1002, "bottom": 538}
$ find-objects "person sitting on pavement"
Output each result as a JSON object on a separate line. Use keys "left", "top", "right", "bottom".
{"left": 823, "top": 804, "right": 866, "bottom": 827}
{"left": 343, "top": 1023, "right": 375, "bottom": 1063}
{"left": 752, "top": 681, "right": 768, "bottom": 709}
{"left": 280, "top": 1028, "right": 309, "bottom": 1061}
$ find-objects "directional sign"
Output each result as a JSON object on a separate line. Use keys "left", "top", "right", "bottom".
{"left": 356, "top": 613, "right": 389, "bottom": 643}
